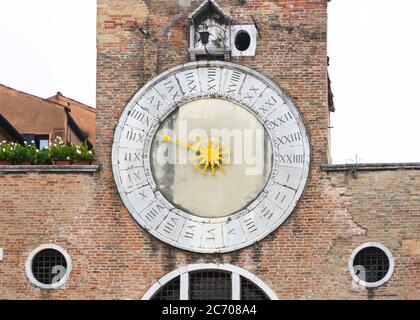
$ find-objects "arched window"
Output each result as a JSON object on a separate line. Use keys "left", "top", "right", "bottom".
{"left": 143, "top": 264, "right": 278, "bottom": 300}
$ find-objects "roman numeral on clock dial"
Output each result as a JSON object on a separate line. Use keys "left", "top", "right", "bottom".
{"left": 126, "top": 185, "right": 156, "bottom": 214}
{"left": 140, "top": 202, "right": 169, "bottom": 230}
{"left": 239, "top": 76, "right": 267, "bottom": 106}
{"left": 240, "top": 214, "right": 265, "bottom": 239}
{"left": 175, "top": 70, "right": 201, "bottom": 94}
{"left": 155, "top": 76, "right": 184, "bottom": 104}
{"left": 278, "top": 152, "right": 305, "bottom": 167}
{"left": 119, "top": 168, "right": 148, "bottom": 193}
{"left": 178, "top": 221, "right": 202, "bottom": 246}
{"left": 136, "top": 89, "right": 170, "bottom": 118}
{"left": 222, "top": 220, "right": 247, "bottom": 248}
{"left": 116, "top": 126, "right": 147, "bottom": 150}
{"left": 198, "top": 67, "right": 221, "bottom": 92}
{"left": 114, "top": 147, "right": 143, "bottom": 170}
{"left": 267, "top": 184, "right": 296, "bottom": 210}
{"left": 252, "top": 88, "right": 285, "bottom": 119}
{"left": 157, "top": 213, "right": 185, "bottom": 241}
{"left": 220, "top": 69, "right": 246, "bottom": 95}
{"left": 200, "top": 225, "right": 223, "bottom": 249}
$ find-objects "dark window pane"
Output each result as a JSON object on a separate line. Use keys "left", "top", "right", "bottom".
{"left": 235, "top": 31, "right": 251, "bottom": 51}
{"left": 353, "top": 247, "right": 390, "bottom": 283}
{"left": 31, "top": 249, "right": 67, "bottom": 285}
{"left": 151, "top": 277, "right": 180, "bottom": 300}
{"left": 22, "top": 134, "right": 36, "bottom": 145}
{"left": 189, "top": 270, "right": 231, "bottom": 300}
{"left": 240, "top": 277, "right": 270, "bottom": 300}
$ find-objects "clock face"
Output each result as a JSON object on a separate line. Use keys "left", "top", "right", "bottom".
{"left": 112, "top": 61, "right": 310, "bottom": 253}
{"left": 150, "top": 98, "right": 272, "bottom": 218}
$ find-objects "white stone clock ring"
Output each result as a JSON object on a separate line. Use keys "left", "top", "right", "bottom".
{"left": 112, "top": 61, "right": 310, "bottom": 253}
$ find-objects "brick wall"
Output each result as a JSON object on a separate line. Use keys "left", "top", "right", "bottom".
{"left": 317, "top": 169, "right": 420, "bottom": 299}
{"left": 0, "top": 173, "right": 96, "bottom": 299}
{"left": 0, "top": 0, "right": 419, "bottom": 299}
{"left": 1, "top": 167, "right": 419, "bottom": 299}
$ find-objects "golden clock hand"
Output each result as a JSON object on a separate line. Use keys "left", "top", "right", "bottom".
{"left": 160, "top": 134, "right": 200, "bottom": 152}
{"left": 160, "top": 133, "right": 229, "bottom": 176}
{"left": 207, "top": 135, "right": 212, "bottom": 163}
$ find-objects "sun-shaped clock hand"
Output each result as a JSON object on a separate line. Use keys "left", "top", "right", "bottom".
{"left": 160, "top": 134, "right": 230, "bottom": 176}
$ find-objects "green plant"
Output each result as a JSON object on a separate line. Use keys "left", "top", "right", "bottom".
{"left": 1, "top": 138, "right": 95, "bottom": 165}
{"left": 73, "top": 141, "right": 94, "bottom": 162}
{"left": 346, "top": 155, "right": 360, "bottom": 179}
{"left": 13, "top": 141, "right": 38, "bottom": 163}
{"left": 212, "top": 38, "right": 224, "bottom": 48}
{"left": 49, "top": 137, "right": 75, "bottom": 162}
{"left": 211, "top": 29, "right": 227, "bottom": 49}
{"left": 0, "top": 141, "right": 15, "bottom": 161}
{"left": 35, "top": 148, "right": 52, "bottom": 165}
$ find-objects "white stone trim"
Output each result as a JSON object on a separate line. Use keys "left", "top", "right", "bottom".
{"left": 348, "top": 242, "right": 394, "bottom": 288}
{"left": 142, "top": 263, "right": 278, "bottom": 300}
{"left": 231, "top": 272, "right": 241, "bottom": 300}
{"left": 25, "top": 244, "right": 72, "bottom": 290}
{"left": 180, "top": 272, "right": 189, "bottom": 300}
{"left": 189, "top": 0, "right": 230, "bottom": 21}
{"left": 231, "top": 25, "right": 257, "bottom": 57}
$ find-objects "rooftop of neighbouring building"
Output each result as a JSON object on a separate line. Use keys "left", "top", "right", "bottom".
{"left": 0, "top": 84, "right": 95, "bottom": 148}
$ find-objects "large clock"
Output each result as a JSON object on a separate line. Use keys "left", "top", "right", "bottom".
{"left": 112, "top": 61, "right": 310, "bottom": 253}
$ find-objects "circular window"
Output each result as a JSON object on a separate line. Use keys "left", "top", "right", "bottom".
{"left": 235, "top": 31, "right": 251, "bottom": 52}
{"left": 26, "top": 244, "right": 72, "bottom": 289}
{"left": 349, "top": 242, "right": 394, "bottom": 288}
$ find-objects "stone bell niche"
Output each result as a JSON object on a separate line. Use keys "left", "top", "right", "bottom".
{"left": 188, "top": 0, "right": 258, "bottom": 61}
{"left": 188, "top": 0, "right": 232, "bottom": 61}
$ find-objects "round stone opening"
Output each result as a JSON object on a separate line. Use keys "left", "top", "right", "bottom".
{"left": 235, "top": 30, "right": 251, "bottom": 51}
{"left": 349, "top": 243, "right": 394, "bottom": 287}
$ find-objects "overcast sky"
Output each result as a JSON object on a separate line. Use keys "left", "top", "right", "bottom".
{"left": 0, "top": 0, "right": 419, "bottom": 164}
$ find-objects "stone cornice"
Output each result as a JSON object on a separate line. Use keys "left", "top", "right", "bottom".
{"left": 321, "top": 163, "right": 420, "bottom": 172}
{"left": 0, "top": 165, "right": 100, "bottom": 173}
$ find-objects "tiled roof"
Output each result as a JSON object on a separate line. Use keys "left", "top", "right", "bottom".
{"left": 0, "top": 113, "right": 24, "bottom": 144}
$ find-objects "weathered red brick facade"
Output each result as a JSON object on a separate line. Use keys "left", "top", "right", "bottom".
{"left": 0, "top": 0, "right": 419, "bottom": 299}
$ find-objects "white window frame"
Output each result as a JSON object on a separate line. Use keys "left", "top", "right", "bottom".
{"left": 142, "top": 263, "right": 278, "bottom": 300}
{"left": 348, "top": 242, "right": 394, "bottom": 288}
{"left": 25, "top": 244, "right": 72, "bottom": 290}
{"left": 231, "top": 25, "right": 258, "bottom": 57}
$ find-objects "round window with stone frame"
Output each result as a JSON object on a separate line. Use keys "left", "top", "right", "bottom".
{"left": 349, "top": 242, "right": 394, "bottom": 288}
{"left": 25, "top": 244, "right": 72, "bottom": 289}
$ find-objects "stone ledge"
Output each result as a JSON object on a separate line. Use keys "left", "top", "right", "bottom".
{"left": 0, "top": 165, "right": 100, "bottom": 173}
{"left": 321, "top": 163, "right": 420, "bottom": 172}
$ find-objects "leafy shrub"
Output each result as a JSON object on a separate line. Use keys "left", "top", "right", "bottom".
{"left": 12, "top": 142, "right": 38, "bottom": 163}
{"left": 35, "top": 148, "right": 52, "bottom": 165}
{"left": 0, "top": 141, "right": 15, "bottom": 161}
{"left": 73, "top": 141, "right": 94, "bottom": 162}
{"left": 0, "top": 138, "right": 95, "bottom": 164}
{"left": 49, "top": 137, "right": 75, "bottom": 161}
